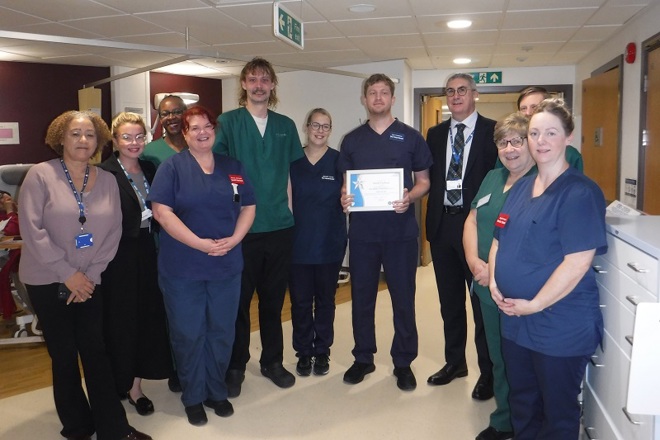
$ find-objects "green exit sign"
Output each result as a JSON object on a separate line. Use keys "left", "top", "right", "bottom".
{"left": 471, "top": 71, "right": 503, "bottom": 84}
{"left": 273, "top": 2, "right": 304, "bottom": 50}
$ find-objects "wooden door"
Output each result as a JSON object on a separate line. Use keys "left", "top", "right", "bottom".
{"left": 642, "top": 47, "right": 660, "bottom": 214}
{"left": 582, "top": 67, "right": 621, "bottom": 202}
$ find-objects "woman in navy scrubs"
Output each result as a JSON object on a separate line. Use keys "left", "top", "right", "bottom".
{"left": 488, "top": 98, "right": 607, "bottom": 439}
{"left": 289, "top": 108, "right": 347, "bottom": 376}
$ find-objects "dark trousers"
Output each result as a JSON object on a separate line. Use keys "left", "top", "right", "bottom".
{"left": 159, "top": 274, "right": 240, "bottom": 407}
{"left": 502, "top": 338, "right": 589, "bottom": 440}
{"left": 27, "top": 283, "right": 131, "bottom": 440}
{"left": 229, "top": 227, "right": 293, "bottom": 369}
{"left": 349, "top": 239, "right": 418, "bottom": 367}
{"left": 289, "top": 261, "right": 342, "bottom": 357}
{"left": 430, "top": 213, "right": 492, "bottom": 375}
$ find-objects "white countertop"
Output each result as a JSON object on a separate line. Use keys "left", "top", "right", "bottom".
{"left": 606, "top": 215, "right": 660, "bottom": 259}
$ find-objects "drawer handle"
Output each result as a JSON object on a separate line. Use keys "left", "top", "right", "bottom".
{"left": 584, "top": 426, "right": 600, "bottom": 440}
{"left": 627, "top": 262, "right": 650, "bottom": 273}
{"left": 622, "top": 406, "right": 642, "bottom": 425}
{"left": 590, "top": 355, "right": 604, "bottom": 368}
{"left": 592, "top": 265, "right": 607, "bottom": 274}
{"left": 625, "top": 335, "right": 634, "bottom": 345}
{"left": 626, "top": 295, "right": 640, "bottom": 306}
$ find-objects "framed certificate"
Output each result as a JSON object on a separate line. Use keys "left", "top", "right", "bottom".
{"left": 346, "top": 168, "right": 404, "bottom": 212}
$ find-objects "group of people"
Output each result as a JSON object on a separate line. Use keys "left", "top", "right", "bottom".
{"left": 14, "top": 55, "right": 607, "bottom": 440}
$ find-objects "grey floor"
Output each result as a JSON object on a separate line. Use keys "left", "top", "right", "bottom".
{"left": 0, "top": 264, "right": 493, "bottom": 440}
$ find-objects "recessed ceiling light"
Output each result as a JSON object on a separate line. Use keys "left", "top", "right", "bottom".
{"left": 453, "top": 57, "right": 472, "bottom": 65}
{"left": 447, "top": 20, "right": 472, "bottom": 29}
{"left": 349, "top": 3, "right": 376, "bottom": 13}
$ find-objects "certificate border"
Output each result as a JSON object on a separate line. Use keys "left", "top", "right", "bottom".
{"left": 346, "top": 168, "right": 404, "bottom": 212}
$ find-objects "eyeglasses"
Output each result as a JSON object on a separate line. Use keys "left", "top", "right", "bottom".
{"left": 445, "top": 86, "right": 473, "bottom": 97}
{"left": 496, "top": 136, "right": 526, "bottom": 150}
{"left": 159, "top": 109, "right": 185, "bottom": 119}
{"left": 118, "top": 134, "right": 146, "bottom": 144}
{"left": 308, "top": 122, "right": 332, "bottom": 132}
{"left": 187, "top": 123, "right": 214, "bottom": 135}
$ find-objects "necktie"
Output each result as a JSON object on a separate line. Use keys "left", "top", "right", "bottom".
{"left": 446, "top": 123, "right": 465, "bottom": 205}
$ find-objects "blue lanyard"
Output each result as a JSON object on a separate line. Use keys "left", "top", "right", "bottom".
{"left": 60, "top": 159, "right": 89, "bottom": 229}
{"left": 449, "top": 125, "right": 474, "bottom": 163}
{"left": 116, "top": 158, "right": 150, "bottom": 210}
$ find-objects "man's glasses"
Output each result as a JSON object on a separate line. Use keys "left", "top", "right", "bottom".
{"left": 496, "top": 136, "right": 526, "bottom": 150}
{"left": 445, "top": 86, "right": 473, "bottom": 97}
{"left": 308, "top": 122, "right": 332, "bottom": 132}
{"left": 159, "top": 109, "right": 185, "bottom": 119}
{"left": 119, "top": 134, "right": 146, "bottom": 144}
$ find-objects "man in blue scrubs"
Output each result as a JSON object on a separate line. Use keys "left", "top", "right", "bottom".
{"left": 338, "top": 73, "right": 432, "bottom": 391}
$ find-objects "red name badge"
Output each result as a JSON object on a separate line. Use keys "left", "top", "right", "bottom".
{"left": 495, "top": 213, "right": 510, "bottom": 228}
{"left": 229, "top": 174, "right": 244, "bottom": 185}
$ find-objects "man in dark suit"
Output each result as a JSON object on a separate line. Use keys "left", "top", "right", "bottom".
{"left": 425, "top": 73, "right": 497, "bottom": 402}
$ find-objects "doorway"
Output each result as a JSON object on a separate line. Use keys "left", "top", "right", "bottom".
{"left": 640, "top": 35, "right": 660, "bottom": 214}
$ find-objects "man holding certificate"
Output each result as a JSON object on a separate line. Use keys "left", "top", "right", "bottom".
{"left": 338, "top": 73, "right": 432, "bottom": 391}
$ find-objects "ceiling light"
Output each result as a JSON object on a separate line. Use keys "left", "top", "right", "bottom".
{"left": 349, "top": 4, "right": 376, "bottom": 13}
{"left": 447, "top": 20, "right": 472, "bottom": 29}
{"left": 453, "top": 57, "right": 471, "bottom": 65}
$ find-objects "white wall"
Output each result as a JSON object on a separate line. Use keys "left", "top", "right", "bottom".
{"left": 574, "top": 1, "right": 660, "bottom": 203}
{"left": 110, "top": 67, "right": 151, "bottom": 131}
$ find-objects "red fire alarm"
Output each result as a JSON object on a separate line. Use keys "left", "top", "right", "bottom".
{"left": 626, "top": 42, "right": 637, "bottom": 64}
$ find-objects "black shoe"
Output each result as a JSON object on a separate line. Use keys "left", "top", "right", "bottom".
{"left": 225, "top": 369, "right": 245, "bottom": 398}
{"left": 427, "top": 363, "right": 468, "bottom": 386}
{"left": 185, "top": 403, "right": 208, "bottom": 426}
{"left": 313, "top": 354, "right": 330, "bottom": 376}
{"left": 203, "top": 399, "right": 234, "bottom": 417}
{"left": 168, "top": 374, "right": 182, "bottom": 393}
{"left": 128, "top": 395, "right": 154, "bottom": 416}
{"left": 343, "top": 362, "right": 376, "bottom": 384}
{"left": 296, "top": 356, "right": 312, "bottom": 376}
{"left": 472, "top": 374, "right": 494, "bottom": 400}
{"left": 261, "top": 363, "right": 296, "bottom": 388}
{"left": 65, "top": 435, "right": 92, "bottom": 440}
{"left": 476, "top": 426, "right": 514, "bottom": 440}
{"left": 120, "top": 431, "right": 152, "bottom": 440}
{"left": 393, "top": 366, "right": 417, "bottom": 391}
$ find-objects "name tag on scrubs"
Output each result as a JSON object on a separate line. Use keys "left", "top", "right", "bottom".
{"left": 495, "top": 213, "right": 509, "bottom": 229}
{"left": 141, "top": 208, "right": 153, "bottom": 222}
{"left": 447, "top": 180, "right": 462, "bottom": 191}
{"left": 476, "top": 194, "right": 491, "bottom": 208}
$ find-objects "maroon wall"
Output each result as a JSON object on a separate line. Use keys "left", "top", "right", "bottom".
{"left": 0, "top": 61, "right": 111, "bottom": 165}
{"left": 149, "top": 72, "right": 222, "bottom": 139}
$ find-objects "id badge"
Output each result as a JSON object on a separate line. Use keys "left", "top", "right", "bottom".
{"left": 75, "top": 233, "right": 94, "bottom": 249}
{"left": 141, "top": 208, "right": 153, "bottom": 221}
{"left": 446, "top": 179, "right": 463, "bottom": 191}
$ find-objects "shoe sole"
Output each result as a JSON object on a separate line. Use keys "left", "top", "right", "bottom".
{"left": 313, "top": 368, "right": 329, "bottom": 376}
{"left": 296, "top": 368, "right": 312, "bottom": 377}
{"left": 343, "top": 364, "right": 376, "bottom": 384}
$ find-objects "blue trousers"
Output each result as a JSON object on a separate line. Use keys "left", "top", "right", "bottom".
{"left": 349, "top": 239, "right": 418, "bottom": 367}
{"left": 159, "top": 274, "right": 240, "bottom": 407}
{"left": 289, "top": 261, "right": 342, "bottom": 357}
{"left": 502, "top": 338, "right": 589, "bottom": 440}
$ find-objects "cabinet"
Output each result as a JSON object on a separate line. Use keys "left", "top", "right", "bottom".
{"left": 583, "top": 216, "right": 660, "bottom": 440}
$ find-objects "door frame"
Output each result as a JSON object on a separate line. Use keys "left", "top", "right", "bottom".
{"left": 638, "top": 32, "right": 660, "bottom": 210}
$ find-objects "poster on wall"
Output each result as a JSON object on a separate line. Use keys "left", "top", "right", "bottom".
{"left": 0, "top": 123, "right": 20, "bottom": 145}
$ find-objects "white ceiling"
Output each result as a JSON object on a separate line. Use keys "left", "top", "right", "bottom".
{"left": 0, "top": 0, "right": 654, "bottom": 79}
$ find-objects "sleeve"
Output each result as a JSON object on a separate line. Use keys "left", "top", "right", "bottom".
{"left": 287, "top": 118, "right": 304, "bottom": 162}
{"left": 85, "top": 178, "right": 122, "bottom": 282}
{"left": 337, "top": 137, "right": 352, "bottom": 175}
{"left": 1, "top": 212, "right": 19, "bottom": 236}
{"left": 238, "top": 161, "right": 256, "bottom": 207}
{"left": 558, "top": 182, "right": 607, "bottom": 256}
{"left": 472, "top": 170, "right": 495, "bottom": 210}
{"left": 148, "top": 160, "right": 177, "bottom": 208}
{"left": 17, "top": 167, "right": 78, "bottom": 281}
{"left": 213, "top": 113, "right": 230, "bottom": 156}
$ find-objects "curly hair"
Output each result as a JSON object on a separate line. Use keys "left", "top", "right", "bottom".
{"left": 238, "top": 57, "right": 279, "bottom": 108}
{"left": 45, "top": 111, "right": 111, "bottom": 157}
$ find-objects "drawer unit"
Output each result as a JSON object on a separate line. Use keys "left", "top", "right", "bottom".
{"left": 602, "top": 234, "right": 658, "bottom": 297}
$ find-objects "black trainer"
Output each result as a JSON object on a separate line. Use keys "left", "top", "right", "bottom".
{"left": 343, "top": 362, "right": 375, "bottom": 384}
{"left": 313, "top": 354, "right": 330, "bottom": 376}
{"left": 296, "top": 356, "right": 312, "bottom": 376}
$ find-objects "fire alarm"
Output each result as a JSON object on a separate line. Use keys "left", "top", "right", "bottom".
{"left": 626, "top": 42, "right": 637, "bottom": 64}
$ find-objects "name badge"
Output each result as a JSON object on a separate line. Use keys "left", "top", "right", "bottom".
{"left": 141, "top": 208, "right": 153, "bottom": 221}
{"left": 75, "top": 233, "right": 94, "bottom": 249}
{"left": 446, "top": 180, "right": 463, "bottom": 191}
{"left": 495, "top": 213, "right": 510, "bottom": 229}
{"left": 476, "top": 194, "right": 491, "bottom": 208}
{"left": 229, "top": 174, "right": 244, "bottom": 185}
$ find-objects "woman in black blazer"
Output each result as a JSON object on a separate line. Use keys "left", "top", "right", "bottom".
{"left": 100, "top": 112, "right": 173, "bottom": 416}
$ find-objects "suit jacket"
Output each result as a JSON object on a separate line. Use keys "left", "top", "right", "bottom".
{"left": 425, "top": 113, "right": 498, "bottom": 242}
{"left": 99, "top": 153, "right": 158, "bottom": 239}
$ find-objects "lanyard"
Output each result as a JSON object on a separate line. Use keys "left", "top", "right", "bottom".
{"left": 116, "top": 158, "right": 150, "bottom": 210}
{"left": 60, "top": 159, "right": 89, "bottom": 230}
{"left": 449, "top": 125, "right": 475, "bottom": 163}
